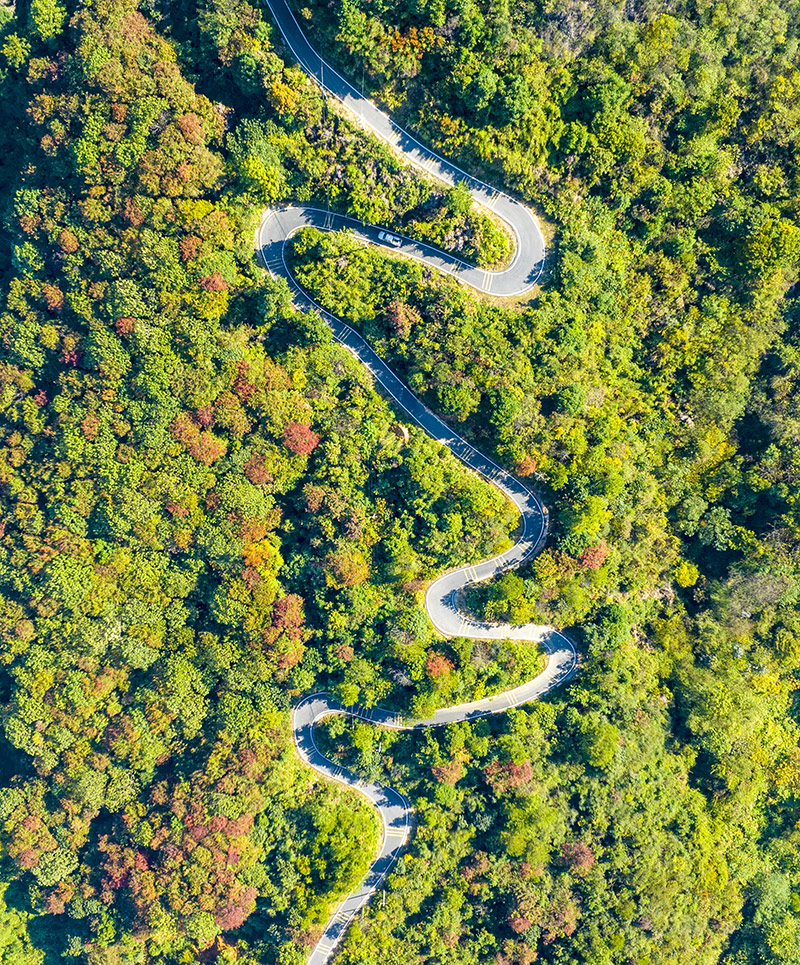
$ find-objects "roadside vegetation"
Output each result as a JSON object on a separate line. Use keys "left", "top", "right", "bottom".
{"left": 0, "top": 1, "right": 515, "bottom": 961}
{"left": 0, "top": 0, "right": 799, "bottom": 964}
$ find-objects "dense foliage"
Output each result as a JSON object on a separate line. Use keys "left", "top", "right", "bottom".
{"left": 1, "top": 0, "right": 800, "bottom": 963}
{"left": 283, "top": 0, "right": 800, "bottom": 962}
{"left": 0, "top": 1, "right": 520, "bottom": 961}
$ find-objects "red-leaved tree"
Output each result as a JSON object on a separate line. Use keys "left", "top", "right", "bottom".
{"left": 283, "top": 421, "right": 320, "bottom": 456}
{"left": 579, "top": 540, "right": 610, "bottom": 570}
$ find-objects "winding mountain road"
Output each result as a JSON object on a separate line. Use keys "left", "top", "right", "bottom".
{"left": 258, "top": 1, "right": 578, "bottom": 961}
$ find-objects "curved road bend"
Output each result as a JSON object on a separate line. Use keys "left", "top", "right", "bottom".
{"left": 260, "top": 0, "right": 546, "bottom": 296}
{"left": 259, "top": 3, "right": 577, "bottom": 963}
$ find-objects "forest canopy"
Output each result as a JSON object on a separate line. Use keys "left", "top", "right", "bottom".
{"left": 0, "top": 0, "right": 799, "bottom": 964}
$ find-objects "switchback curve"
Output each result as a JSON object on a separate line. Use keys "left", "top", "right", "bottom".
{"left": 258, "top": 2, "right": 578, "bottom": 962}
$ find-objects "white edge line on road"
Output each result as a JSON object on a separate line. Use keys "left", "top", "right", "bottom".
{"left": 255, "top": 6, "right": 576, "bottom": 961}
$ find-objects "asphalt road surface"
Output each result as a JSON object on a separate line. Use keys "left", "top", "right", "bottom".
{"left": 260, "top": 2, "right": 577, "bottom": 961}
{"left": 260, "top": 0, "right": 545, "bottom": 297}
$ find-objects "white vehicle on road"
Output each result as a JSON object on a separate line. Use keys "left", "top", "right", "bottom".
{"left": 259, "top": 0, "right": 559, "bottom": 960}
{"left": 378, "top": 229, "right": 402, "bottom": 247}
